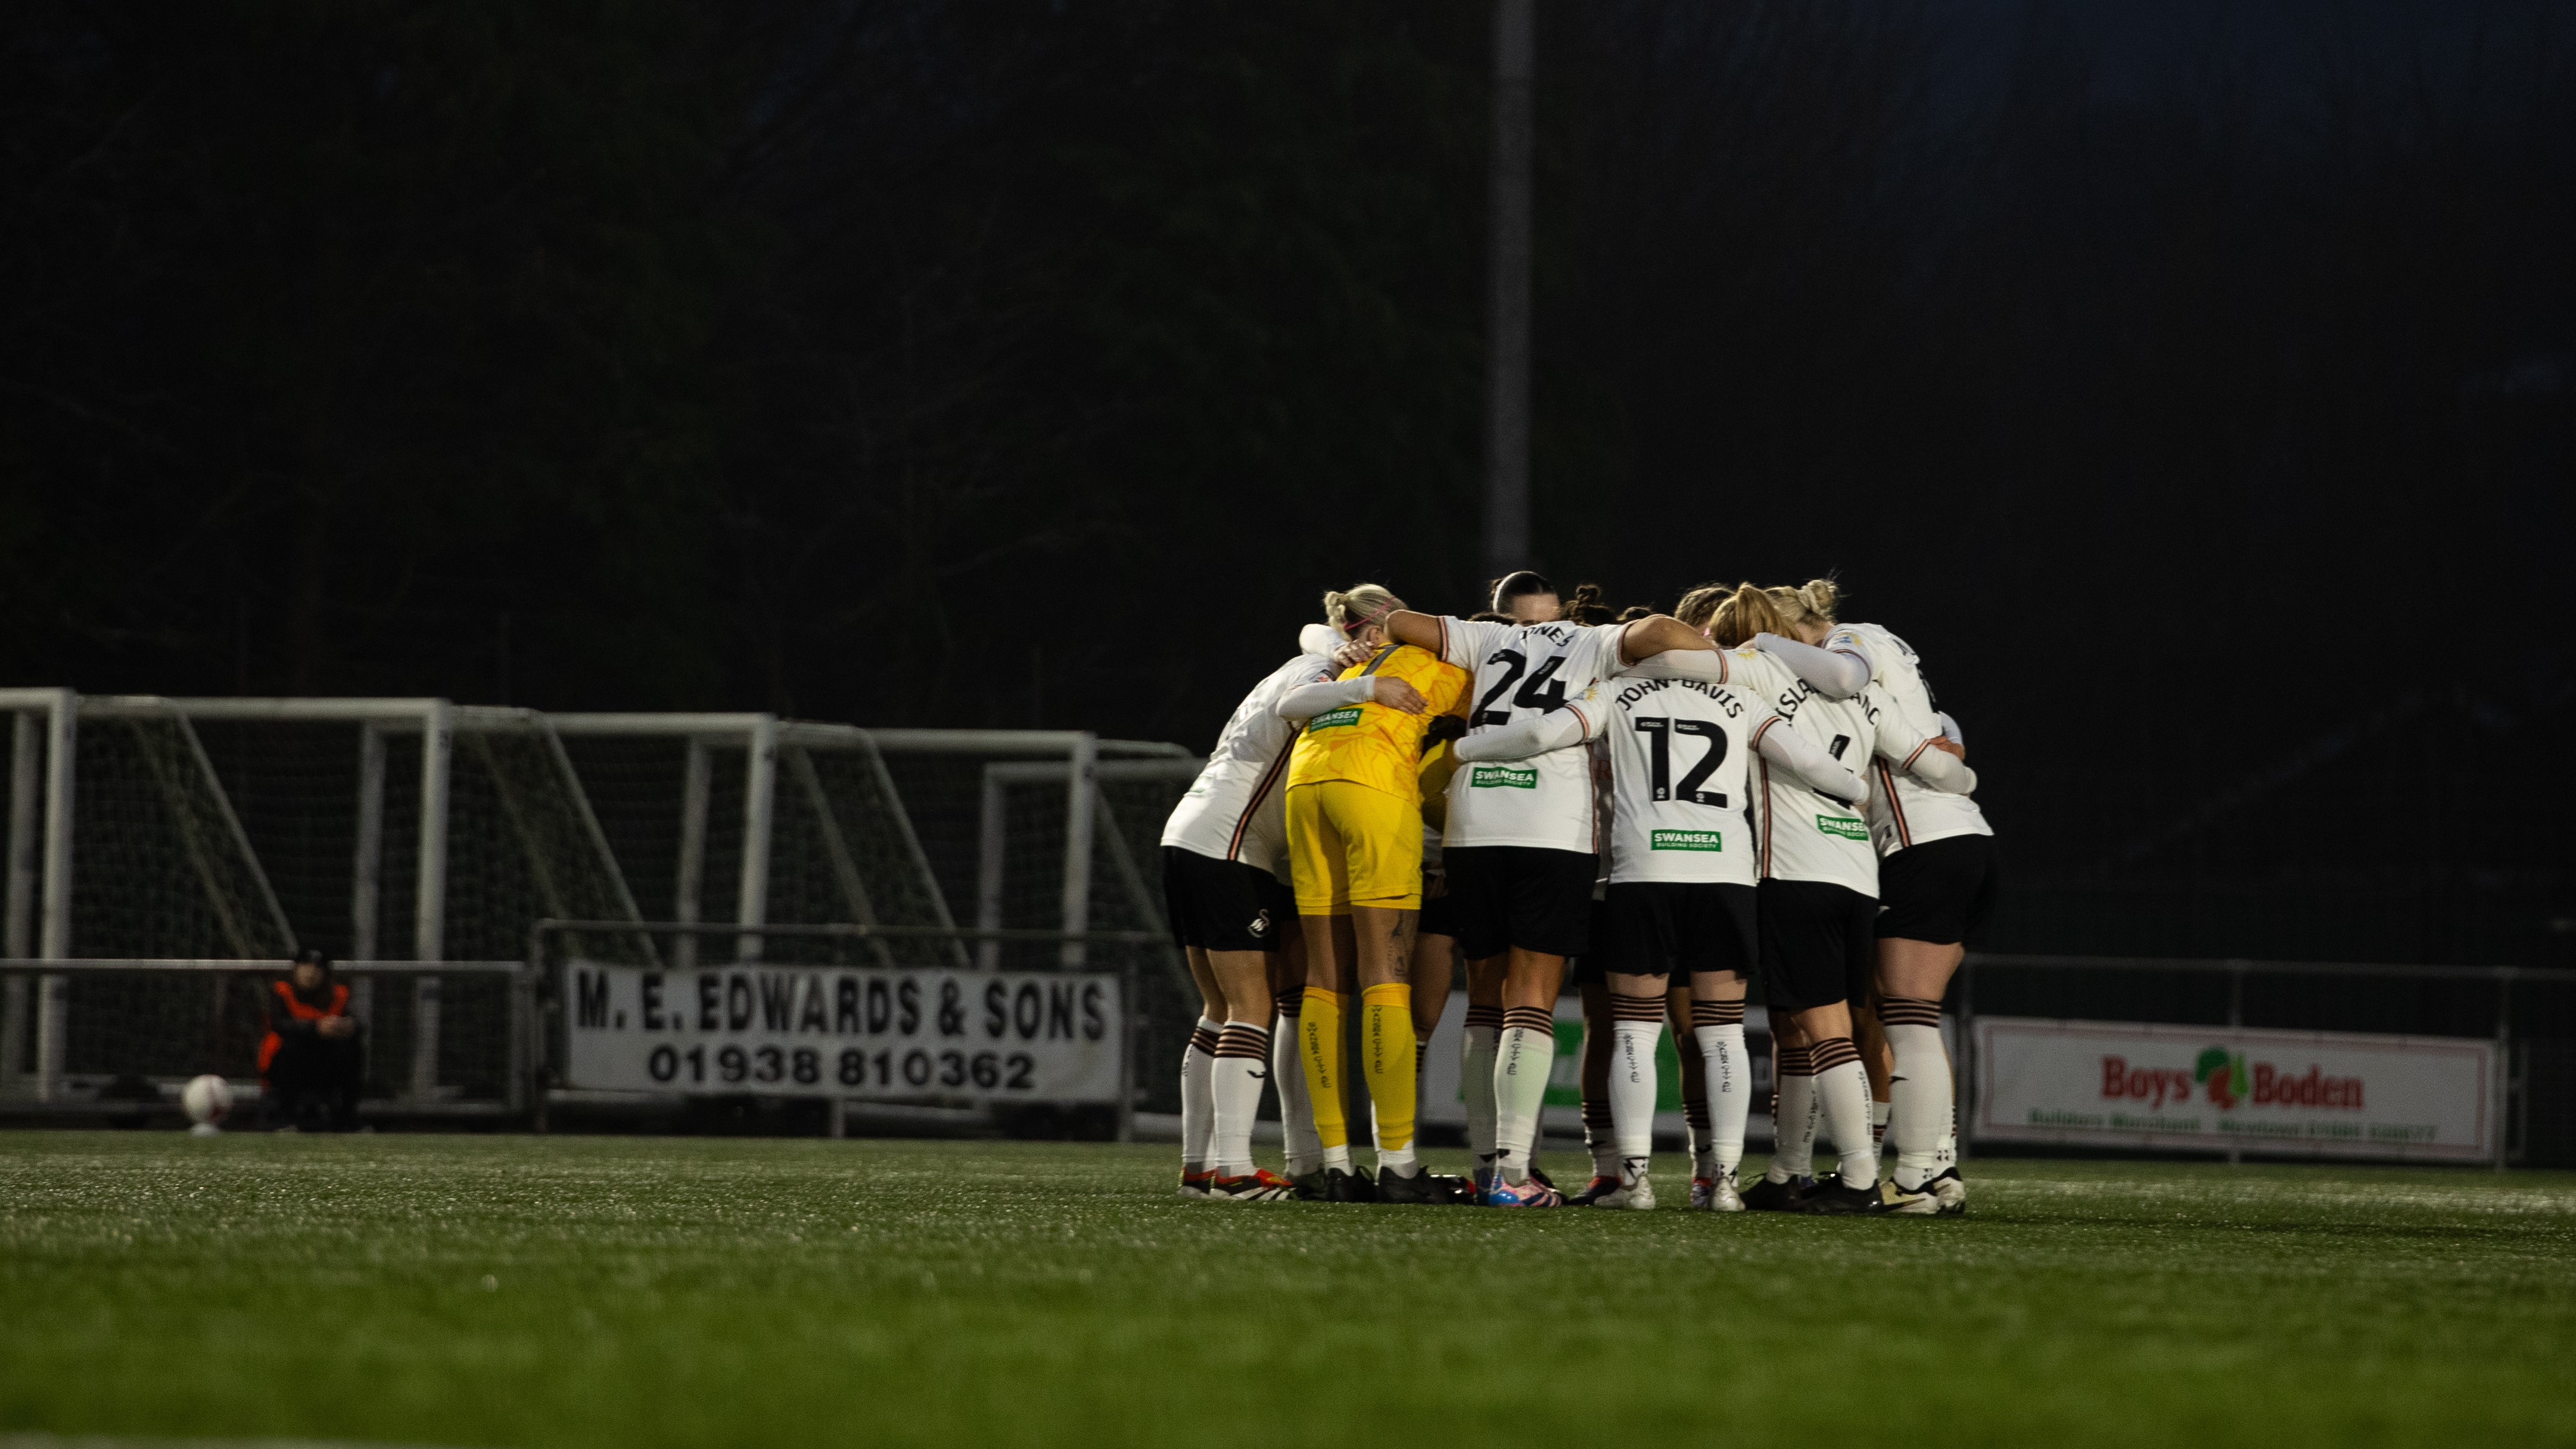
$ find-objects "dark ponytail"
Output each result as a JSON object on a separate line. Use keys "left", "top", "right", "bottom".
{"left": 1563, "top": 582, "right": 1619, "bottom": 625}
{"left": 1488, "top": 570, "right": 1556, "bottom": 614}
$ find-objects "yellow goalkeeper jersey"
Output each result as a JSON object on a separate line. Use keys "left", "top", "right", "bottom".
{"left": 1285, "top": 644, "right": 1469, "bottom": 802}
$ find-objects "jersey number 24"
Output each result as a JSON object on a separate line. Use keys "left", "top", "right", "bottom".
{"left": 1472, "top": 650, "right": 1569, "bottom": 727}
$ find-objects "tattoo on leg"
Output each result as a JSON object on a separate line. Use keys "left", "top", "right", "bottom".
{"left": 1383, "top": 919, "right": 1413, "bottom": 983}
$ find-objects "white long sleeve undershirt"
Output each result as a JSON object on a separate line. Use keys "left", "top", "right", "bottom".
{"left": 1899, "top": 739, "right": 1977, "bottom": 794}
{"left": 1617, "top": 648, "right": 1729, "bottom": 684}
{"left": 1754, "top": 718, "right": 1868, "bottom": 804}
{"left": 1271, "top": 674, "right": 1374, "bottom": 722}
{"left": 1451, "top": 700, "right": 1596, "bottom": 761}
{"left": 1753, "top": 632, "right": 1870, "bottom": 699}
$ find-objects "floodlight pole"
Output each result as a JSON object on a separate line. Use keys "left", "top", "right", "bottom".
{"left": 1482, "top": 0, "right": 1537, "bottom": 583}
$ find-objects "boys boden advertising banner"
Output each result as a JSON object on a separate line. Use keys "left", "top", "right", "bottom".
{"left": 563, "top": 961, "right": 1123, "bottom": 1103}
{"left": 1973, "top": 1017, "right": 2496, "bottom": 1161}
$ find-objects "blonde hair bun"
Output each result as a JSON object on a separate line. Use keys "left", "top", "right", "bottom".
{"left": 1796, "top": 576, "right": 1841, "bottom": 623}
{"left": 1323, "top": 584, "right": 1405, "bottom": 633}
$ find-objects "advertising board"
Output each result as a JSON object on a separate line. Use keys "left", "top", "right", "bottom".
{"left": 563, "top": 961, "right": 1123, "bottom": 1103}
{"left": 1973, "top": 1016, "right": 2494, "bottom": 1161}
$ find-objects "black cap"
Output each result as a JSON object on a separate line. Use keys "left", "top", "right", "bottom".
{"left": 293, "top": 946, "right": 334, "bottom": 972}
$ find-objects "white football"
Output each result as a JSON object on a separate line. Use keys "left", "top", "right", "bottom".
{"left": 181, "top": 1074, "right": 234, "bottom": 1129}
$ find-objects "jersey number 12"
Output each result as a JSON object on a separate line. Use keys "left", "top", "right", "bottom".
{"left": 1634, "top": 717, "right": 1728, "bottom": 806}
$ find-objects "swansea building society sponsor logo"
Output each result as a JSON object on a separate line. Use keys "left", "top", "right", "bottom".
{"left": 1306, "top": 706, "right": 1365, "bottom": 730}
{"left": 1651, "top": 828, "right": 1722, "bottom": 851}
{"left": 2101, "top": 1049, "right": 2365, "bottom": 1111}
{"left": 1815, "top": 814, "right": 1868, "bottom": 840}
{"left": 1471, "top": 763, "right": 1538, "bottom": 789}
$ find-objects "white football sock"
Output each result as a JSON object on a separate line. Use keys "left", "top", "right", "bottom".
{"left": 1462, "top": 1008, "right": 1502, "bottom": 1173}
{"left": 1609, "top": 994, "right": 1663, "bottom": 1169}
{"left": 1181, "top": 1018, "right": 1219, "bottom": 1174}
{"left": 1492, "top": 1008, "right": 1557, "bottom": 1183}
{"left": 1883, "top": 998, "right": 1951, "bottom": 1190}
{"left": 1694, "top": 1021, "right": 1750, "bottom": 1177}
{"left": 1273, "top": 1003, "right": 1323, "bottom": 1177}
{"left": 1209, "top": 1022, "right": 1270, "bottom": 1176}
{"left": 1812, "top": 1037, "right": 1878, "bottom": 1189}
{"left": 1768, "top": 1044, "right": 1816, "bottom": 1182}
{"left": 1872, "top": 1097, "right": 1891, "bottom": 1147}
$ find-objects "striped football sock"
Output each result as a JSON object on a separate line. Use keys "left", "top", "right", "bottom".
{"left": 1691, "top": 998, "right": 1749, "bottom": 1177}
{"left": 1881, "top": 995, "right": 1949, "bottom": 1190}
{"left": 1609, "top": 992, "right": 1664, "bottom": 1167}
{"left": 1768, "top": 1043, "right": 1816, "bottom": 1183}
{"left": 1181, "top": 1017, "right": 1220, "bottom": 1176}
{"left": 1209, "top": 1022, "right": 1271, "bottom": 1177}
{"left": 1493, "top": 1006, "right": 1556, "bottom": 1184}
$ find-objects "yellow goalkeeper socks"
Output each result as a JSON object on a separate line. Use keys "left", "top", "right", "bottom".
{"left": 1361, "top": 982, "right": 1418, "bottom": 1168}
{"left": 1298, "top": 987, "right": 1350, "bottom": 1168}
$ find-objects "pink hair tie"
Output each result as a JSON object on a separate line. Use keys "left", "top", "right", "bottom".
{"left": 1343, "top": 598, "right": 1398, "bottom": 635}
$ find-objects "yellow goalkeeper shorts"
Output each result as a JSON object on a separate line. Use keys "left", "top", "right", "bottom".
{"left": 1284, "top": 780, "right": 1423, "bottom": 915}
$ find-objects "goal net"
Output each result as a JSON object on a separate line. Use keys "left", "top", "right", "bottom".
{"left": 1, "top": 697, "right": 1205, "bottom": 1124}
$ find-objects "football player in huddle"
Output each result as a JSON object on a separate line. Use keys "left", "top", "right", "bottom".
{"left": 1156, "top": 571, "right": 1989, "bottom": 1215}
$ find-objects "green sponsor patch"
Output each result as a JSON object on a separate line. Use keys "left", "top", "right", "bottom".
{"left": 1815, "top": 814, "right": 1869, "bottom": 840}
{"left": 1470, "top": 763, "right": 1538, "bottom": 789}
{"left": 1650, "top": 828, "right": 1723, "bottom": 852}
{"left": 1305, "top": 706, "right": 1364, "bottom": 730}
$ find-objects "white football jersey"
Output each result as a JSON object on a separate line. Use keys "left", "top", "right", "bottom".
{"left": 1823, "top": 621, "right": 1993, "bottom": 856}
{"left": 1733, "top": 646, "right": 1880, "bottom": 895}
{"left": 1436, "top": 617, "right": 1627, "bottom": 853}
{"left": 1161, "top": 647, "right": 1340, "bottom": 879}
{"left": 1597, "top": 673, "right": 1779, "bottom": 885}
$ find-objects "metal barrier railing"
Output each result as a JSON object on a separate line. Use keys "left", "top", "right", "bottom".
{"left": 0, "top": 957, "right": 523, "bottom": 1110}
{"left": 14, "top": 943, "right": 2561, "bottom": 1165}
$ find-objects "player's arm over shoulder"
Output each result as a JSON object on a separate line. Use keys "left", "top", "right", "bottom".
{"left": 1823, "top": 624, "right": 1889, "bottom": 676}
{"left": 1394, "top": 646, "right": 1471, "bottom": 714}
{"left": 1390, "top": 611, "right": 1503, "bottom": 671}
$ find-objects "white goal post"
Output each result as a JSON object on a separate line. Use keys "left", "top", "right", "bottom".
{"left": 0, "top": 689, "right": 1203, "bottom": 1122}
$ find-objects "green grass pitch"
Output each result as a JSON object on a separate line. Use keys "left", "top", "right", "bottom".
{"left": 4, "top": 1133, "right": 2572, "bottom": 1448}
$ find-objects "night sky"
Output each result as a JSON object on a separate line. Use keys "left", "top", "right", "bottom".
{"left": 4, "top": 1, "right": 2569, "bottom": 964}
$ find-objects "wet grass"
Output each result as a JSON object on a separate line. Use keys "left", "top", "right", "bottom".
{"left": 3, "top": 1133, "right": 2572, "bottom": 1448}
